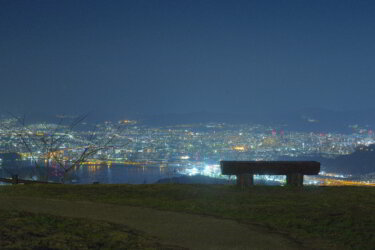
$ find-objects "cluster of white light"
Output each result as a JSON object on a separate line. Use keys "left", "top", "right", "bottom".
{"left": 178, "top": 164, "right": 222, "bottom": 177}
{"left": 178, "top": 163, "right": 322, "bottom": 186}
{"left": 319, "top": 171, "right": 351, "bottom": 178}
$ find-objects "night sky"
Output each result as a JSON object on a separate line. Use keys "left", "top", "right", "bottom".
{"left": 1, "top": 0, "right": 375, "bottom": 119}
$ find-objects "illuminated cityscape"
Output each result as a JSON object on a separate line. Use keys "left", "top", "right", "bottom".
{"left": 1, "top": 117, "right": 374, "bottom": 185}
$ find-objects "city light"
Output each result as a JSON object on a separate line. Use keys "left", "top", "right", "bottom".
{"left": 0, "top": 118, "right": 374, "bottom": 185}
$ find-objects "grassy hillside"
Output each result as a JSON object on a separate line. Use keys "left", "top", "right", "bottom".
{"left": 0, "top": 184, "right": 374, "bottom": 249}
{"left": 0, "top": 209, "right": 181, "bottom": 250}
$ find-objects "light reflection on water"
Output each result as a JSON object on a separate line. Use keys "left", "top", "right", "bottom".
{"left": 1, "top": 161, "right": 320, "bottom": 185}
{"left": 0, "top": 162, "right": 187, "bottom": 184}
{"left": 74, "top": 164, "right": 184, "bottom": 184}
{"left": 1, "top": 162, "right": 225, "bottom": 184}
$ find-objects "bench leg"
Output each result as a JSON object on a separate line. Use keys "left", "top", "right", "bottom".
{"left": 236, "top": 174, "right": 254, "bottom": 187}
{"left": 297, "top": 174, "right": 304, "bottom": 186}
{"left": 12, "top": 175, "right": 19, "bottom": 185}
{"left": 236, "top": 175, "right": 242, "bottom": 187}
{"left": 286, "top": 174, "right": 304, "bottom": 186}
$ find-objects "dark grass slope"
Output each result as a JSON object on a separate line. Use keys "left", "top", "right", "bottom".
{"left": 0, "top": 184, "right": 374, "bottom": 249}
{"left": 0, "top": 209, "right": 182, "bottom": 250}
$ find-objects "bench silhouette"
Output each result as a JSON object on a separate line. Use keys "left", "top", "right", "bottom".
{"left": 220, "top": 161, "right": 320, "bottom": 187}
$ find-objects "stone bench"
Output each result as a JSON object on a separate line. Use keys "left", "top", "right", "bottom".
{"left": 220, "top": 161, "right": 320, "bottom": 187}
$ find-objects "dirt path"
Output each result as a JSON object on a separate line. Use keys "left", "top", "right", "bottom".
{"left": 0, "top": 196, "right": 300, "bottom": 250}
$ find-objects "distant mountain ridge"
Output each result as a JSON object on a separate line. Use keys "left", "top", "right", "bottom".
{"left": 2, "top": 107, "right": 375, "bottom": 133}
{"left": 278, "top": 108, "right": 375, "bottom": 133}
{"left": 279, "top": 144, "right": 375, "bottom": 175}
{"left": 138, "top": 108, "right": 375, "bottom": 133}
{"left": 324, "top": 144, "right": 375, "bottom": 175}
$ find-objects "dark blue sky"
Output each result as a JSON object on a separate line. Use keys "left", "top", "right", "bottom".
{"left": 1, "top": 0, "right": 375, "bottom": 119}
